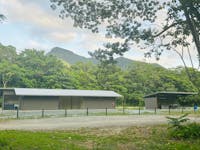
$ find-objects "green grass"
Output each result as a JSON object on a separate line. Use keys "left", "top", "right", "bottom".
{"left": 1, "top": 125, "right": 200, "bottom": 150}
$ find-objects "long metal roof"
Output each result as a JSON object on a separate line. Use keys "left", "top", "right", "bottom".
{"left": 144, "top": 91, "right": 197, "bottom": 98}
{"left": 13, "top": 88, "right": 122, "bottom": 97}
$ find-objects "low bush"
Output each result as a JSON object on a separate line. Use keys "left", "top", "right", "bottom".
{"left": 167, "top": 114, "right": 189, "bottom": 129}
{"left": 167, "top": 114, "right": 200, "bottom": 139}
{"left": 169, "top": 123, "right": 200, "bottom": 139}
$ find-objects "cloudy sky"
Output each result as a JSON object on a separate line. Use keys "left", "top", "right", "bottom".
{"left": 0, "top": 0, "right": 198, "bottom": 68}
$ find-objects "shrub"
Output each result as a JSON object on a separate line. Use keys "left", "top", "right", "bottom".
{"left": 169, "top": 123, "right": 200, "bottom": 139}
{"left": 167, "top": 114, "right": 200, "bottom": 139}
{"left": 167, "top": 114, "right": 189, "bottom": 129}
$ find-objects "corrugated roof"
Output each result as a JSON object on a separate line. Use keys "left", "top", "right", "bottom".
{"left": 144, "top": 91, "right": 197, "bottom": 98}
{"left": 14, "top": 88, "right": 122, "bottom": 97}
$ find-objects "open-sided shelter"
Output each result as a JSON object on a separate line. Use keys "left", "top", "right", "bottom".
{"left": 144, "top": 91, "right": 197, "bottom": 109}
{"left": 0, "top": 88, "right": 122, "bottom": 110}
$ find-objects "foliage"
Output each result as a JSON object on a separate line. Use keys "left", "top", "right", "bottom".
{"left": 167, "top": 114, "right": 190, "bottom": 129}
{"left": 167, "top": 114, "right": 200, "bottom": 139}
{"left": 70, "top": 62, "right": 98, "bottom": 90}
{"left": 0, "top": 61, "right": 24, "bottom": 88}
{"left": 178, "top": 94, "right": 200, "bottom": 106}
{"left": 0, "top": 43, "right": 199, "bottom": 106}
{"left": 169, "top": 123, "right": 200, "bottom": 139}
{"left": 17, "top": 49, "right": 74, "bottom": 89}
{"left": 50, "top": 0, "right": 200, "bottom": 64}
{"left": 50, "top": 0, "right": 200, "bottom": 91}
{"left": 0, "top": 43, "right": 17, "bottom": 63}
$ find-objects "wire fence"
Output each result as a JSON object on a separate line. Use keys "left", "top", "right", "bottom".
{"left": 0, "top": 107, "right": 199, "bottom": 119}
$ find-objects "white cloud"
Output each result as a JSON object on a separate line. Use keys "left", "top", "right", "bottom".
{"left": 49, "top": 32, "right": 78, "bottom": 43}
{"left": 0, "top": 0, "right": 81, "bottom": 44}
{"left": 25, "top": 40, "right": 51, "bottom": 51}
{"left": 0, "top": 0, "right": 199, "bottom": 68}
{"left": 0, "top": 0, "right": 120, "bottom": 52}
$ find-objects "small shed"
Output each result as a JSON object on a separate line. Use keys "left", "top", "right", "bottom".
{"left": 0, "top": 88, "right": 122, "bottom": 110}
{"left": 144, "top": 91, "right": 197, "bottom": 109}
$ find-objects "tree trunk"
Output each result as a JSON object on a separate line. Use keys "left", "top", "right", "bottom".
{"left": 2, "top": 74, "right": 8, "bottom": 88}
{"left": 179, "top": 0, "right": 200, "bottom": 62}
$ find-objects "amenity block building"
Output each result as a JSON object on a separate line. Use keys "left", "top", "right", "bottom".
{"left": 144, "top": 91, "right": 197, "bottom": 109}
{"left": 0, "top": 88, "right": 122, "bottom": 110}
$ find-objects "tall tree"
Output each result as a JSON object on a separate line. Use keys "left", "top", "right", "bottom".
{"left": 50, "top": 0, "right": 200, "bottom": 91}
{"left": 17, "top": 49, "right": 74, "bottom": 88}
{"left": 0, "top": 43, "right": 17, "bottom": 63}
{"left": 0, "top": 61, "right": 23, "bottom": 88}
{"left": 70, "top": 62, "right": 98, "bottom": 89}
{"left": 50, "top": 0, "right": 199, "bottom": 63}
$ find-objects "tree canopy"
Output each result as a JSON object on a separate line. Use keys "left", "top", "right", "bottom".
{"left": 0, "top": 44, "right": 199, "bottom": 106}
{"left": 50, "top": 0, "right": 200, "bottom": 65}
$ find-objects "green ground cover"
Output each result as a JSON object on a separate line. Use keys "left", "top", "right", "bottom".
{"left": 1, "top": 125, "right": 200, "bottom": 150}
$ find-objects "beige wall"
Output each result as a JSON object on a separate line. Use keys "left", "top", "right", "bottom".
{"left": 145, "top": 97, "right": 157, "bottom": 109}
{"left": 59, "top": 96, "right": 71, "bottom": 109}
{"left": 59, "top": 96, "right": 82, "bottom": 109}
{"left": 21, "top": 96, "right": 59, "bottom": 110}
{"left": 71, "top": 97, "right": 81, "bottom": 109}
{"left": 59, "top": 97, "right": 115, "bottom": 109}
{"left": 4, "top": 95, "right": 19, "bottom": 105}
{"left": 3, "top": 94, "right": 116, "bottom": 110}
{"left": 81, "top": 97, "right": 115, "bottom": 109}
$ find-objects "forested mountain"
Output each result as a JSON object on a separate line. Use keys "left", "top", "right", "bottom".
{"left": 0, "top": 43, "right": 199, "bottom": 106}
{"left": 48, "top": 47, "right": 162, "bottom": 69}
{"left": 48, "top": 47, "right": 98, "bottom": 65}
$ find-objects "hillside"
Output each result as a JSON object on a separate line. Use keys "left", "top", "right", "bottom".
{"left": 48, "top": 47, "right": 94, "bottom": 64}
{"left": 48, "top": 47, "right": 163, "bottom": 69}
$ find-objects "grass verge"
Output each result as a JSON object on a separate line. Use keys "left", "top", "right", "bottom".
{"left": 1, "top": 125, "right": 200, "bottom": 150}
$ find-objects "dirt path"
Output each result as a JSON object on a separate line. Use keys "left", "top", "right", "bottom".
{"left": 0, "top": 115, "right": 199, "bottom": 130}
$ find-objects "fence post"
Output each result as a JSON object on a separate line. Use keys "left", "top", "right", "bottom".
{"left": 106, "top": 107, "right": 107, "bottom": 116}
{"left": 42, "top": 109, "right": 44, "bottom": 118}
{"left": 154, "top": 107, "right": 156, "bottom": 115}
{"left": 16, "top": 107, "right": 19, "bottom": 119}
{"left": 86, "top": 108, "right": 88, "bottom": 116}
{"left": 65, "top": 108, "right": 67, "bottom": 117}
{"left": 122, "top": 98, "right": 125, "bottom": 114}
{"left": 168, "top": 106, "right": 171, "bottom": 115}
{"left": 181, "top": 107, "right": 184, "bottom": 114}
{"left": 139, "top": 107, "right": 140, "bottom": 115}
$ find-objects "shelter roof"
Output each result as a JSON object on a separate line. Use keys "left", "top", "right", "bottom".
{"left": 10, "top": 88, "right": 122, "bottom": 97}
{"left": 144, "top": 91, "right": 197, "bottom": 98}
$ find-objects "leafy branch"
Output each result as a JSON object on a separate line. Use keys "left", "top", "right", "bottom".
{"left": 167, "top": 114, "right": 190, "bottom": 129}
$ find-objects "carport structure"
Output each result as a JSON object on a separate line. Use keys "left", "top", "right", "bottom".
{"left": 144, "top": 91, "right": 197, "bottom": 109}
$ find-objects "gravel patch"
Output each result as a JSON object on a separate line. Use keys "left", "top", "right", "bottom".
{"left": 0, "top": 115, "right": 199, "bottom": 131}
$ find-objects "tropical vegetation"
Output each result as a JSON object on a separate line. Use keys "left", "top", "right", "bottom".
{"left": 0, "top": 43, "right": 200, "bottom": 106}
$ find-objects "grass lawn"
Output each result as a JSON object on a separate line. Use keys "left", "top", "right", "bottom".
{"left": 1, "top": 125, "right": 200, "bottom": 150}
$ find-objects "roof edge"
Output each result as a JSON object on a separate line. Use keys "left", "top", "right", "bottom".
{"left": 144, "top": 91, "right": 198, "bottom": 98}
{"left": 13, "top": 88, "right": 122, "bottom": 97}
